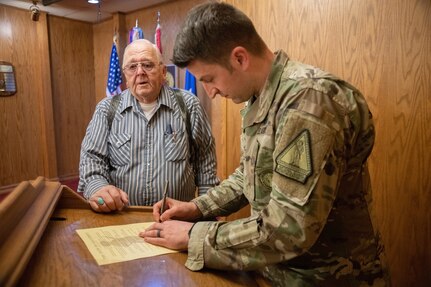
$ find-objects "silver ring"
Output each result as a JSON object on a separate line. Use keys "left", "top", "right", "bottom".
{"left": 97, "top": 197, "right": 105, "bottom": 205}
{"left": 156, "top": 229, "right": 161, "bottom": 238}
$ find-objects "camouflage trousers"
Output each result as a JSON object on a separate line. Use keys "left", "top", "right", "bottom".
{"left": 259, "top": 262, "right": 389, "bottom": 287}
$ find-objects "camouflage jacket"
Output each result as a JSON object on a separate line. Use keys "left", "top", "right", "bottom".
{"left": 187, "top": 51, "right": 388, "bottom": 286}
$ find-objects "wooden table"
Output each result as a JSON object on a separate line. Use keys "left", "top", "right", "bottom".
{"left": 0, "top": 177, "right": 268, "bottom": 287}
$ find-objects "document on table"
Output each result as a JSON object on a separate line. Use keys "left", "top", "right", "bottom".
{"left": 76, "top": 222, "right": 178, "bottom": 265}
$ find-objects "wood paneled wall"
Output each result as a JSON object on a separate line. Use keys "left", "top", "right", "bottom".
{"left": 92, "top": 17, "right": 115, "bottom": 104}
{"left": 0, "top": 5, "right": 57, "bottom": 187}
{"left": 49, "top": 16, "right": 96, "bottom": 178}
{"left": 0, "top": 6, "right": 95, "bottom": 187}
{"left": 219, "top": 0, "right": 430, "bottom": 286}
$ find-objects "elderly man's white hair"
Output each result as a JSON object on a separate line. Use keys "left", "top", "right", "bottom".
{"left": 122, "top": 39, "right": 163, "bottom": 68}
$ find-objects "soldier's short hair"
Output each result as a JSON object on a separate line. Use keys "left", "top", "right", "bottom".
{"left": 172, "top": 2, "right": 267, "bottom": 69}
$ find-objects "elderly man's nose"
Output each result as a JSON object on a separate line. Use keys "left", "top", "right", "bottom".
{"left": 136, "top": 64, "right": 147, "bottom": 74}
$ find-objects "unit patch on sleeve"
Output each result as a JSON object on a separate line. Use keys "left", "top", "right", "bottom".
{"left": 275, "top": 129, "right": 313, "bottom": 184}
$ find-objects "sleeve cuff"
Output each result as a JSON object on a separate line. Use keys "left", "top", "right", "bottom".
{"left": 83, "top": 178, "right": 109, "bottom": 199}
{"left": 185, "top": 221, "right": 212, "bottom": 271}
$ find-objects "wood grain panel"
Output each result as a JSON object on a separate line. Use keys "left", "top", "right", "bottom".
{"left": 0, "top": 5, "right": 56, "bottom": 186}
{"left": 211, "top": 97, "right": 228, "bottom": 179}
{"left": 49, "top": 16, "right": 96, "bottom": 178}
{"left": 36, "top": 12, "right": 58, "bottom": 180}
{"left": 92, "top": 18, "right": 115, "bottom": 104}
{"left": 226, "top": 0, "right": 431, "bottom": 286}
{"left": 374, "top": 0, "right": 431, "bottom": 285}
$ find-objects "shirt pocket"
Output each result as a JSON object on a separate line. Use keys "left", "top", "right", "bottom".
{"left": 243, "top": 138, "right": 272, "bottom": 206}
{"left": 254, "top": 143, "right": 273, "bottom": 204}
{"left": 164, "top": 130, "right": 188, "bottom": 161}
{"left": 108, "top": 132, "right": 131, "bottom": 167}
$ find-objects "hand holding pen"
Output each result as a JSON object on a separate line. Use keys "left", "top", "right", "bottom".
{"left": 153, "top": 197, "right": 203, "bottom": 223}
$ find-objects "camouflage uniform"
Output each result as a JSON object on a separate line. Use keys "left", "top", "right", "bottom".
{"left": 187, "top": 51, "right": 389, "bottom": 286}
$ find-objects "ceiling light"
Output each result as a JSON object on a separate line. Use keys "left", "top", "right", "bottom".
{"left": 88, "top": 0, "right": 99, "bottom": 4}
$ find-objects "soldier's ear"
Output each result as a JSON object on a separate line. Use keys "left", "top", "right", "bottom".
{"left": 230, "top": 47, "right": 249, "bottom": 71}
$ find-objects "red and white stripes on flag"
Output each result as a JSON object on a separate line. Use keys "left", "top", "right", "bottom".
{"left": 155, "top": 12, "right": 162, "bottom": 54}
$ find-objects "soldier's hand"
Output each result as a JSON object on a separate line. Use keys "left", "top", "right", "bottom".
{"left": 139, "top": 220, "right": 193, "bottom": 251}
{"left": 153, "top": 198, "right": 202, "bottom": 222}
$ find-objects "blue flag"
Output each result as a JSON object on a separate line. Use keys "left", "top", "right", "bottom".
{"left": 184, "top": 69, "right": 196, "bottom": 95}
{"left": 106, "top": 43, "right": 122, "bottom": 97}
{"left": 129, "top": 19, "right": 144, "bottom": 43}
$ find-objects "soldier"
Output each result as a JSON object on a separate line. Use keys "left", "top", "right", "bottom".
{"left": 140, "top": 2, "right": 389, "bottom": 286}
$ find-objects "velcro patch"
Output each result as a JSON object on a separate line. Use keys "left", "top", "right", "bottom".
{"left": 273, "top": 109, "right": 335, "bottom": 206}
{"left": 275, "top": 129, "right": 313, "bottom": 184}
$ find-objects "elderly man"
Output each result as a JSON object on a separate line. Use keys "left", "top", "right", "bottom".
{"left": 78, "top": 39, "right": 219, "bottom": 212}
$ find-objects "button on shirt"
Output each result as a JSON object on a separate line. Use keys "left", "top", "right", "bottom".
{"left": 78, "top": 85, "right": 219, "bottom": 206}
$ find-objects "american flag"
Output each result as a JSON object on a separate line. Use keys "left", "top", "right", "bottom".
{"left": 106, "top": 43, "right": 122, "bottom": 97}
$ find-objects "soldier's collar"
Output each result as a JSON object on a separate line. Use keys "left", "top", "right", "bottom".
{"left": 243, "top": 50, "right": 289, "bottom": 128}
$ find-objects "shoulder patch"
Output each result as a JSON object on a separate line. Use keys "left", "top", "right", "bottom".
{"left": 275, "top": 129, "right": 313, "bottom": 183}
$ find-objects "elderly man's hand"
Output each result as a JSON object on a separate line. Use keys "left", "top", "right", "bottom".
{"left": 88, "top": 185, "right": 129, "bottom": 212}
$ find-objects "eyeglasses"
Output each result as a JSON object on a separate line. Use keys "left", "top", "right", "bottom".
{"left": 123, "top": 61, "right": 158, "bottom": 75}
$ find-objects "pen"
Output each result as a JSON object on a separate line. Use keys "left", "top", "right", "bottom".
{"left": 166, "top": 123, "right": 173, "bottom": 134}
{"left": 160, "top": 180, "right": 169, "bottom": 216}
{"left": 166, "top": 124, "right": 176, "bottom": 142}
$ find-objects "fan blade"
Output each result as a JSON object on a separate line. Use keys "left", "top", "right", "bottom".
{"left": 41, "top": 0, "right": 63, "bottom": 6}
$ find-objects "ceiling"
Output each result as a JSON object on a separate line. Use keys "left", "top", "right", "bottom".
{"left": 0, "top": 0, "right": 173, "bottom": 23}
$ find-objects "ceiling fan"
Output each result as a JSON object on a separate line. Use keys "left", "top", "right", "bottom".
{"left": 30, "top": 0, "right": 63, "bottom": 21}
